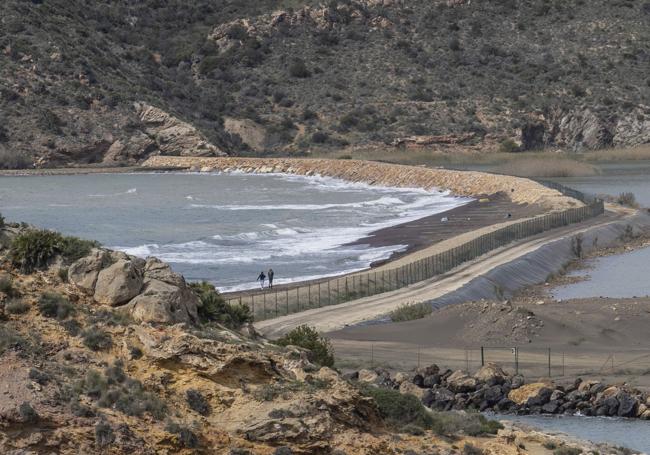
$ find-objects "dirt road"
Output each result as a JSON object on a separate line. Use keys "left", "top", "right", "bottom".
{"left": 255, "top": 209, "right": 627, "bottom": 338}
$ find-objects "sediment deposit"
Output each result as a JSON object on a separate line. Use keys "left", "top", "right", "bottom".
{"left": 142, "top": 156, "right": 581, "bottom": 210}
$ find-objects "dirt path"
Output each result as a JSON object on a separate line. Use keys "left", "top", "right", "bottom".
{"left": 255, "top": 209, "right": 628, "bottom": 338}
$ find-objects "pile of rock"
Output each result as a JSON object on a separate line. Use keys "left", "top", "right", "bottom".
{"left": 68, "top": 249, "right": 199, "bottom": 324}
{"left": 349, "top": 362, "right": 650, "bottom": 420}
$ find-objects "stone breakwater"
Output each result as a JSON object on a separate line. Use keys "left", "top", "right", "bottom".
{"left": 350, "top": 363, "right": 650, "bottom": 420}
{"left": 142, "top": 156, "right": 581, "bottom": 210}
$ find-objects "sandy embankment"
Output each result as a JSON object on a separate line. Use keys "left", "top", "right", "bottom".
{"left": 142, "top": 156, "right": 581, "bottom": 210}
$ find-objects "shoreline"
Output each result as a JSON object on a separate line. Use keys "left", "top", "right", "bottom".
{"left": 141, "top": 156, "right": 581, "bottom": 210}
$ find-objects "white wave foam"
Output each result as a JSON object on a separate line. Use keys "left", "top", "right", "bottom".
{"left": 88, "top": 188, "right": 138, "bottom": 198}
{"left": 190, "top": 196, "right": 405, "bottom": 211}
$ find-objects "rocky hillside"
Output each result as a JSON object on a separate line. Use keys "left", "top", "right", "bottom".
{"left": 1, "top": 0, "right": 649, "bottom": 168}
{"left": 0, "top": 219, "right": 641, "bottom": 453}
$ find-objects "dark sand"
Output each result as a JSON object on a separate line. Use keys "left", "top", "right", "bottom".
{"left": 351, "top": 192, "right": 543, "bottom": 266}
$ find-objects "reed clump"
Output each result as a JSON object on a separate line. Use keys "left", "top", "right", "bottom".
{"left": 492, "top": 158, "right": 599, "bottom": 178}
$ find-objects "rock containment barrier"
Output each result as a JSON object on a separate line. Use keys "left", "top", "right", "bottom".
{"left": 142, "top": 156, "right": 581, "bottom": 211}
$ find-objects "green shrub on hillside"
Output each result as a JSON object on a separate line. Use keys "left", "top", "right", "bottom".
{"left": 359, "top": 384, "right": 433, "bottom": 429}
{"left": 359, "top": 384, "right": 502, "bottom": 436}
{"left": 0, "top": 275, "right": 18, "bottom": 297}
{"left": 498, "top": 138, "right": 520, "bottom": 153}
{"left": 389, "top": 302, "right": 432, "bottom": 322}
{"left": 274, "top": 325, "right": 334, "bottom": 367}
{"left": 38, "top": 293, "right": 74, "bottom": 320}
{"left": 9, "top": 229, "right": 99, "bottom": 272}
{"left": 189, "top": 281, "right": 252, "bottom": 329}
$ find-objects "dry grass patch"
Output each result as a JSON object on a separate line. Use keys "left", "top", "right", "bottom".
{"left": 492, "top": 158, "right": 599, "bottom": 178}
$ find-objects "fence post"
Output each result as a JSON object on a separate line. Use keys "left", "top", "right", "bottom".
{"left": 371, "top": 343, "right": 374, "bottom": 369}
{"left": 562, "top": 352, "right": 565, "bottom": 377}
{"left": 286, "top": 288, "right": 289, "bottom": 314}
{"left": 318, "top": 282, "right": 321, "bottom": 308}
{"left": 328, "top": 280, "right": 331, "bottom": 306}
{"left": 263, "top": 293, "right": 266, "bottom": 319}
{"left": 548, "top": 347, "right": 551, "bottom": 377}
{"left": 275, "top": 291, "right": 278, "bottom": 317}
{"left": 481, "top": 346, "right": 485, "bottom": 367}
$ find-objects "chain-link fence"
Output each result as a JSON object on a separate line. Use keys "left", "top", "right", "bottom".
{"left": 333, "top": 342, "right": 650, "bottom": 383}
{"left": 225, "top": 183, "right": 604, "bottom": 321}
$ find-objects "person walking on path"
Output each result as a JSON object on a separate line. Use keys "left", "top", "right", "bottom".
{"left": 268, "top": 268, "right": 274, "bottom": 289}
{"left": 257, "top": 271, "right": 266, "bottom": 290}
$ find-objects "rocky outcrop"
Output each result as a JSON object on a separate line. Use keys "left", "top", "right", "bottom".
{"left": 142, "top": 156, "right": 581, "bottom": 210}
{"left": 126, "top": 278, "right": 199, "bottom": 324}
{"left": 352, "top": 363, "right": 650, "bottom": 419}
{"left": 67, "top": 249, "right": 111, "bottom": 293}
{"left": 93, "top": 259, "right": 144, "bottom": 306}
{"left": 223, "top": 117, "right": 271, "bottom": 152}
{"left": 135, "top": 103, "right": 226, "bottom": 158}
{"left": 102, "top": 133, "right": 157, "bottom": 164}
{"left": 520, "top": 108, "right": 650, "bottom": 151}
{"left": 68, "top": 249, "right": 198, "bottom": 324}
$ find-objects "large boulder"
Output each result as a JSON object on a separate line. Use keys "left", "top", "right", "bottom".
{"left": 446, "top": 370, "right": 478, "bottom": 393}
{"left": 94, "top": 259, "right": 144, "bottom": 306}
{"left": 357, "top": 369, "right": 379, "bottom": 384}
{"left": 144, "top": 257, "right": 186, "bottom": 287}
{"left": 508, "top": 383, "right": 553, "bottom": 406}
{"left": 68, "top": 249, "right": 111, "bottom": 293}
{"left": 474, "top": 362, "right": 507, "bottom": 385}
{"left": 126, "top": 279, "right": 199, "bottom": 324}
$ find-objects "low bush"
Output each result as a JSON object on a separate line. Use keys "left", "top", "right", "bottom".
{"left": 0, "top": 326, "right": 27, "bottom": 354}
{"left": 9, "top": 229, "right": 99, "bottom": 272}
{"left": 617, "top": 192, "right": 639, "bottom": 208}
{"left": 18, "top": 402, "right": 39, "bottom": 423}
{"left": 61, "top": 319, "right": 82, "bottom": 336}
{"left": 29, "top": 368, "right": 51, "bottom": 385}
{"left": 76, "top": 366, "right": 166, "bottom": 420}
{"left": 389, "top": 302, "right": 432, "bottom": 322}
{"left": 429, "top": 411, "right": 503, "bottom": 436}
{"left": 463, "top": 443, "right": 484, "bottom": 455}
{"left": 38, "top": 293, "right": 74, "bottom": 320}
{"left": 274, "top": 325, "right": 334, "bottom": 367}
{"left": 0, "top": 276, "right": 18, "bottom": 297}
{"left": 498, "top": 138, "right": 520, "bottom": 153}
{"left": 359, "top": 384, "right": 433, "bottom": 429}
{"left": 95, "top": 421, "right": 115, "bottom": 447}
{"left": 58, "top": 267, "right": 69, "bottom": 283}
{"left": 5, "top": 299, "right": 30, "bottom": 315}
{"left": 190, "top": 281, "right": 252, "bottom": 329}
{"left": 0, "top": 150, "right": 31, "bottom": 169}
{"left": 165, "top": 422, "right": 199, "bottom": 448}
{"left": 90, "top": 309, "right": 133, "bottom": 326}
{"left": 288, "top": 59, "right": 311, "bottom": 78}
{"left": 81, "top": 327, "right": 112, "bottom": 351}
{"left": 186, "top": 389, "right": 210, "bottom": 416}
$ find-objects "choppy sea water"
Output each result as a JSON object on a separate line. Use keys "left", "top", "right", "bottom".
{"left": 0, "top": 172, "right": 469, "bottom": 291}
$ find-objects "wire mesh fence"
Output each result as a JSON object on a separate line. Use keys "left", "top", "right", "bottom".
{"left": 333, "top": 342, "right": 650, "bottom": 382}
{"left": 225, "top": 183, "right": 605, "bottom": 321}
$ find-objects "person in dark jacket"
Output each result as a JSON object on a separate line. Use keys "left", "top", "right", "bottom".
{"left": 257, "top": 271, "right": 266, "bottom": 289}
{"left": 268, "top": 268, "right": 274, "bottom": 289}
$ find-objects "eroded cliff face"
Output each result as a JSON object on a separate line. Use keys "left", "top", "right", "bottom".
{"left": 142, "top": 156, "right": 580, "bottom": 210}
